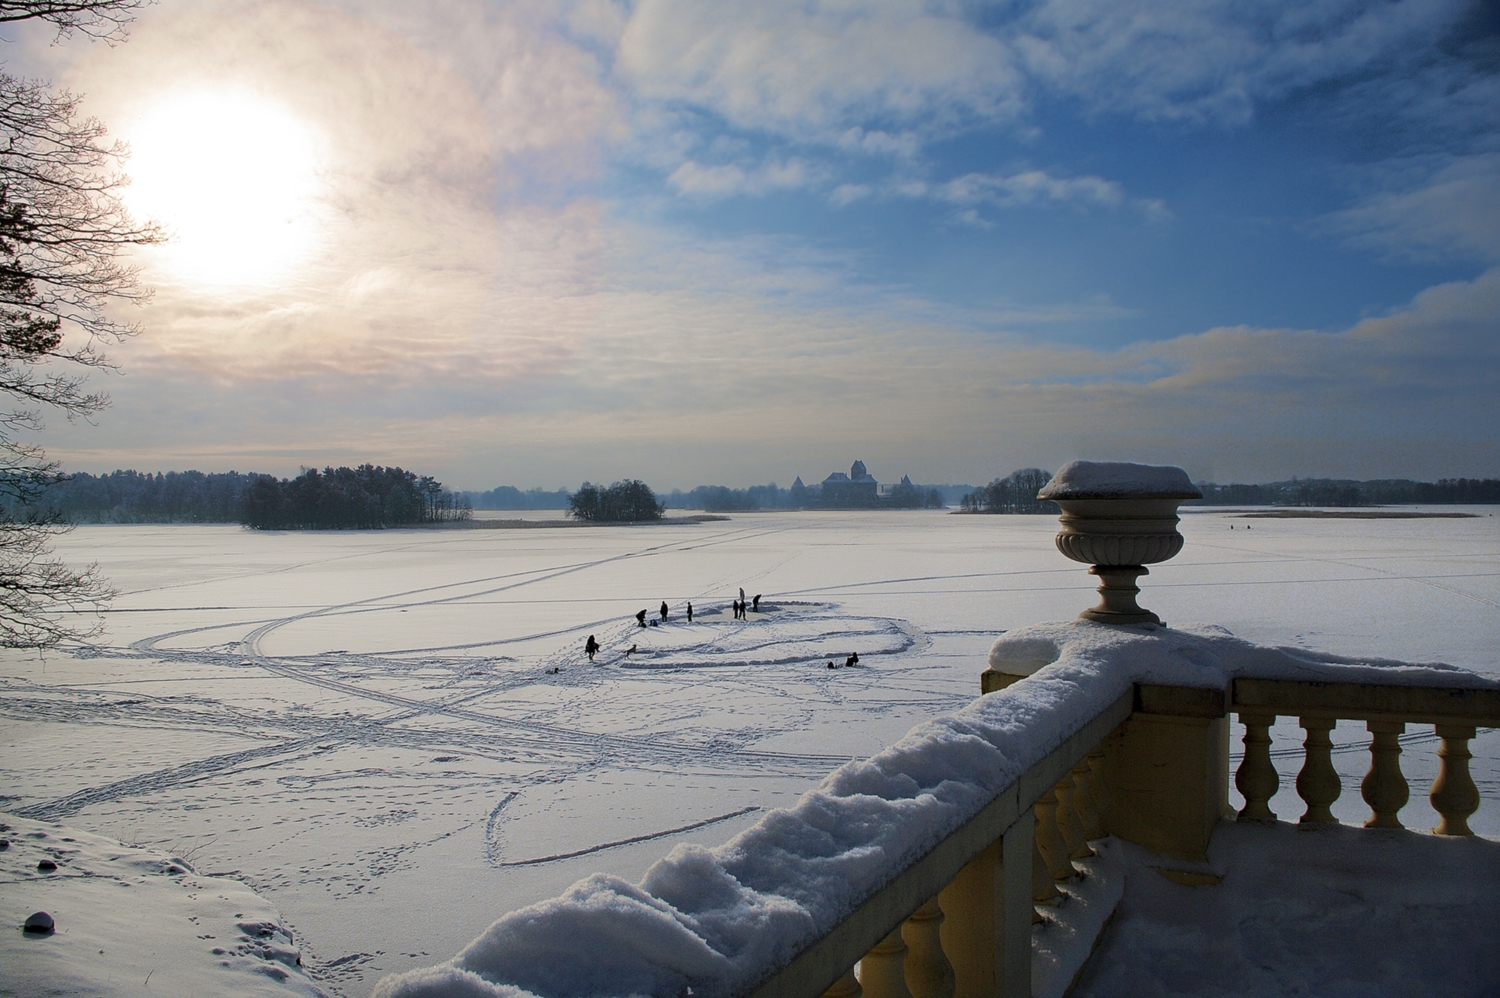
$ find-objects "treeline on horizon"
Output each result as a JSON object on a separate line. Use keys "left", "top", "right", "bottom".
{"left": 6, "top": 469, "right": 1498, "bottom": 525}
{"left": 4, "top": 467, "right": 471, "bottom": 528}
{"left": 659, "top": 480, "right": 952, "bottom": 511}
{"left": 1189, "top": 478, "right": 1500, "bottom": 506}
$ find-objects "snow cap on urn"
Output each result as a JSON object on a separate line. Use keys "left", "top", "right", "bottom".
{"left": 1038, "top": 461, "right": 1201, "bottom": 501}
{"left": 1039, "top": 461, "right": 1202, "bottom": 626}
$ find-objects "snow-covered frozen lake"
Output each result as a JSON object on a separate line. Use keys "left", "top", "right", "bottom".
{"left": 2, "top": 508, "right": 1496, "bottom": 996}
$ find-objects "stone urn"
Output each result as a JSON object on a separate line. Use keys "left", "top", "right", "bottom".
{"left": 1037, "top": 461, "right": 1202, "bottom": 626}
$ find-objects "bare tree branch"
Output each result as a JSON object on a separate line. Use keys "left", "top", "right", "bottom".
{"left": 0, "top": 0, "right": 151, "bottom": 646}
{"left": 0, "top": 1, "right": 152, "bottom": 42}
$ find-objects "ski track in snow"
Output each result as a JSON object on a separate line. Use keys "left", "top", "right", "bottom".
{"left": 3, "top": 520, "right": 969, "bottom": 987}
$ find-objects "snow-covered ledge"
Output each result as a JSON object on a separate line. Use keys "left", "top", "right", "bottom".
{"left": 373, "top": 623, "right": 1499, "bottom": 998}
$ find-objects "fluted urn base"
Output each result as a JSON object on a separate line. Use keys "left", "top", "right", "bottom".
{"left": 1080, "top": 565, "right": 1160, "bottom": 626}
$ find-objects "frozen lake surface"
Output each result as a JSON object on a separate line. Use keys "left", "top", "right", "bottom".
{"left": 2, "top": 508, "right": 1496, "bottom": 996}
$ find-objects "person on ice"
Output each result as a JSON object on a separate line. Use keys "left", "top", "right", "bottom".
{"left": 585, "top": 634, "right": 599, "bottom": 662}
{"left": 845, "top": 652, "right": 860, "bottom": 667}
{"left": 686, "top": 602, "right": 693, "bottom": 622}
{"left": 752, "top": 594, "right": 761, "bottom": 613}
{"left": 660, "top": 601, "right": 669, "bottom": 622}
{"left": 636, "top": 609, "right": 647, "bottom": 627}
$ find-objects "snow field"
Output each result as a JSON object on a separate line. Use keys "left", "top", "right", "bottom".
{"left": 1, "top": 508, "right": 1496, "bottom": 996}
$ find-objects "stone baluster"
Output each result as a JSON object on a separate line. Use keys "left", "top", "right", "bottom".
{"left": 1053, "top": 778, "right": 1092, "bottom": 861}
{"left": 1085, "top": 747, "right": 1110, "bottom": 831}
{"left": 823, "top": 969, "right": 863, "bottom": 998}
{"left": 1071, "top": 760, "right": 1101, "bottom": 841}
{"left": 1038, "top": 834, "right": 1062, "bottom": 918}
{"left": 1295, "top": 716, "right": 1341, "bottom": 824}
{"left": 902, "top": 897, "right": 955, "bottom": 998}
{"left": 1361, "top": 720, "right": 1408, "bottom": 829}
{"left": 941, "top": 815, "right": 1033, "bottom": 998}
{"left": 860, "top": 927, "right": 914, "bottom": 998}
{"left": 1034, "top": 788, "right": 1074, "bottom": 882}
{"left": 1235, "top": 713, "right": 1278, "bottom": 822}
{"left": 1431, "top": 725, "right": 1479, "bottom": 836}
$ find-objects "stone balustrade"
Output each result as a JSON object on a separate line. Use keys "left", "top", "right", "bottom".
{"left": 752, "top": 672, "right": 1499, "bottom": 998}
{"left": 746, "top": 683, "right": 1132, "bottom": 998}
{"left": 1231, "top": 678, "right": 1500, "bottom": 835}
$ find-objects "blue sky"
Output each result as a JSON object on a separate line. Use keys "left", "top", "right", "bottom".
{"left": 11, "top": 0, "right": 1499, "bottom": 489}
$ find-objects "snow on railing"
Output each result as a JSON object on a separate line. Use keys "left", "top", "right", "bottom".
{"left": 372, "top": 622, "right": 1499, "bottom": 998}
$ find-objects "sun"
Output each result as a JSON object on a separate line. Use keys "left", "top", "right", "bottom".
{"left": 122, "top": 91, "right": 326, "bottom": 289}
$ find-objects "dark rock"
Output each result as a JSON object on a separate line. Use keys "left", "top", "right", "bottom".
{"left": 23, "top": 911, "right": 54, "bottom": 934}
{"left": 36, "top": 859, "right": 56, "bottom": 872}
{"left": 0, "top": 839, "right": 9, "bottom": 850}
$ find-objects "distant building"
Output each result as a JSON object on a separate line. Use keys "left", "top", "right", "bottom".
{"left": 822, "top": 460, "right": 879, "bottom": 506}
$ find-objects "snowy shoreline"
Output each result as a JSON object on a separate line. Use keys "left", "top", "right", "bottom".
{"left": 1, "top": 814, "right": 328, "bottom": 997}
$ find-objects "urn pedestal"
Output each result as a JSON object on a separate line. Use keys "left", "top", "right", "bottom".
{"left": 1037, "top": 462, "right": 1202, "bottom": 626}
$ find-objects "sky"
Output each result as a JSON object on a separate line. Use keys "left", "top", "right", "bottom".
{"left": 6, "top": 0, "right": 1498, "bottom": 490}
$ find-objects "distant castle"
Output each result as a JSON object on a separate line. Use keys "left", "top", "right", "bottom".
{"left": 821, "top": 459, "right": 879, "bottom": 506}
{"left": 782, "top": 461, "right": 940, "bottom": 509}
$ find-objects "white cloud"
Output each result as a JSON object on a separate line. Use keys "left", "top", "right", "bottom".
{"left": 837, "top": 127, "right": 921, "bottom": 158}
{"left": 936, "top": 169, "right": 1124, "bottom": 209}
{"left": 668, "top": 157, "right": 816, "bottom": 198}
{"left": 880, "top": 167, "right": 1166, "bottom": 220}
{"left": 617, "top": 0, "right": 1024, "bottom": 142}
{"left": 1322, "top": 154, "right": 1500, "bottom": 263}
{"left": 614, "top": 0, "right": 1474, "bottom": 147}
{"left": 1014, "top": 0, "right": 1473, "bottom": 124}
{"left": 829, "top": 183, "right": 872, "bottom": 207}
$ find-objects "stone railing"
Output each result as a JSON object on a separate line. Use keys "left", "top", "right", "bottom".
{"left": 373, "top": 623, "right": 1500, "bottom": 998}
{"left": 1231, "top": 679, "right": 1499, "bottom": 834}
{"left": 754, "top": 670, "right": 1500, "bottom": 998}
{"left": 748, "top": 683, "right": 1130, "bottom": 998}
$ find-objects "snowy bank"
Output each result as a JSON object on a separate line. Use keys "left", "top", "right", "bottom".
{"left": 1074, "top": 820, "right": 1500, "bottom": 997}
{"left": 1, "top": 814, "right": 328, "bottom": 997}
{"left": 373, "top": 621, "right": 1497, "bottom": 998}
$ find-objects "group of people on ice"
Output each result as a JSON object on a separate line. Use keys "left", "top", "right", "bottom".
{"left": 581, "top": 589, "right": 771, "bottom": 663}
{"left": 580, "top": 592, "right": 860, "bottom": 670}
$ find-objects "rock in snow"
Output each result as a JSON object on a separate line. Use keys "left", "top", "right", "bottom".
{"left": 23, "top": 910, "right": 54, "bottom": 934}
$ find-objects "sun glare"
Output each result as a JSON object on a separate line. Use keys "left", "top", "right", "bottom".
{"left": 123, "top": 92, "right": 326, "bottom": 289}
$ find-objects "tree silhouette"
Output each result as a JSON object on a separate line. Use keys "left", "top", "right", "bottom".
{"left": 0, "top": 0, "right": 162, "bottom": 645}
{"left": 568, "top": 480, "right": 663, "bottom": 522}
